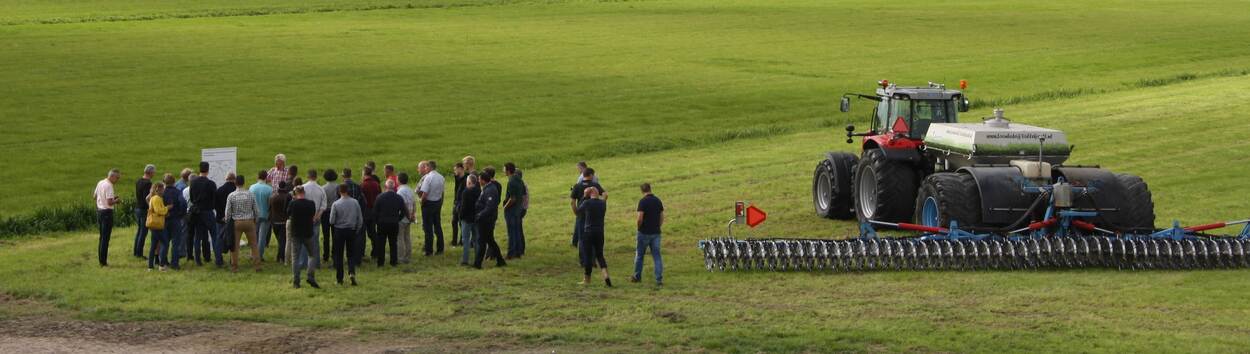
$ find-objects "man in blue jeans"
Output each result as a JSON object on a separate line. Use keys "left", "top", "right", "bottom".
{"left": 502, "top": 162, "right": 527, "bottom": 259}
{"left": 632, "top": 182, "right": 664, "bottom": 286}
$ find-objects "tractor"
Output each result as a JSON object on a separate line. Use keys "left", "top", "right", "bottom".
{"left": 812, "top": 81, "right": 1155, "bottom": 233}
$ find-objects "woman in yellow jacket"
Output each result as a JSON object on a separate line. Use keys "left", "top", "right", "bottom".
{"left": 146, "top": 182, "right": 169, "bottom": 271}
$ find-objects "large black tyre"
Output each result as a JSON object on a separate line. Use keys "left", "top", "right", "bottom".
{"left": 1113, "top": 173, "right": 1155, "bottom": 232}
{"left": 813, "top": 152, "right": 858, "bottom": 219}
{"left": 853, "top": 149, "right": 919, "bottom": 223}
{"left": 914, "top": 173, "right": 982, "bottom": 229}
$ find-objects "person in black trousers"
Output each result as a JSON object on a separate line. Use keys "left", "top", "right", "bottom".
{"left": 188, "top": 162, "right": 218, "bottom": 267}
{"left": 577, "top": 186, "right": 612, "bottom": 287}
{"left": 133, "top": 164, "right": 155, "bottom": 259}
{"left": 451, "top": 162, "right": 466, "bottom": 247}
{"left": 473, "top": 167, "right": 506, "bottom": 269}
{"left": 329, "top": 184, "right": 363, "bottom": 286}
{"left": 374, "top": 180, "right": 408, "bottom": 267}
{"left": 94, "top": 169, "right": 122, "bottom": 266}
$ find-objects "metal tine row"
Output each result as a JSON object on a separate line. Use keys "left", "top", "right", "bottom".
{"left": 701, "top": 237, "right": 1250, "bottom": 272}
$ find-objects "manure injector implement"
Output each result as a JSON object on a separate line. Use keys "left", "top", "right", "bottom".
{"left": 699, "top": 81, "right": 1250, "bottom": 272}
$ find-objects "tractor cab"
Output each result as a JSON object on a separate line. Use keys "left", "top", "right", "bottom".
{"left": 841, "top": 81, "right": 969, "bottom": 143}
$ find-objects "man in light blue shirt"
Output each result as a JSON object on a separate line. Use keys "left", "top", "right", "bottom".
{"left": 251, "top": 170, "right": 275, "bottom": 261}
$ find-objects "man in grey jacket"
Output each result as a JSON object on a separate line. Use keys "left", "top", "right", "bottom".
{"left": 329, "top": 184, "right": 363, "bottom": 286}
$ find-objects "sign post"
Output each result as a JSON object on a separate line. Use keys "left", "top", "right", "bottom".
{"left": 201, "top": 147, "right": 237, "bottom": 186}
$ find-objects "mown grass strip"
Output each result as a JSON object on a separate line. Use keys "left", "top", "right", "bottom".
{"left": 969, "top": 68, "right": 1250, "bottom": 110}
{"left": 0, "top": 0, "right": 558, "bottom": 26}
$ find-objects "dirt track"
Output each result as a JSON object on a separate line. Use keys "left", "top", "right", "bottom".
{"left": 0, "top": 317, "right": 432, "bottom": 354}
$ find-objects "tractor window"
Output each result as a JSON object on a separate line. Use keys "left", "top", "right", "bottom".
{"left": 908, "top": 100, "right": 955, "bottom": 138}
{"left": 900, "top": 100, "right": 955, "bottom": 140}
{"left": 889, "top": 99, "right": 911, "bottom": 132}
{"left": 874, "top": 99, "right": 890, "bottom": 133}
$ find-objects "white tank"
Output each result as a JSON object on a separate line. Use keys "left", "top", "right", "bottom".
{"left": 924, "top": 109, "right": 1070, "bottom": 167}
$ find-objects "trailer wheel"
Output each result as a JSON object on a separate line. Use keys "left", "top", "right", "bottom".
{"left": 854, "top": 149, "right": 918, "bottom": 223}
{"left": 915, "top": 172, "right": 982, "bottom": 229}
{"left": 1114, "top": 173, "right": 1155, "bottom": 232}
{"left": 813, "top": 152, "right": 857, "bottom": 219}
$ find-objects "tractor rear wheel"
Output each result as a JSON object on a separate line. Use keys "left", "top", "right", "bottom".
{"left": 813, "top": 152, "right": 857, "bottom": 219}
{"left": 914, "top": 173, "right": 982, "bottom": 229}
{"left": 853, "top": 149, "right": 918, "bottom": 223}
{"left": 1113, "top": 173, "right": 1155, "bottom": 232}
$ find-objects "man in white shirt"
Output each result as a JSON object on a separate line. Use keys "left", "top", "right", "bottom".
{"left": 301, "top": 169, "right": 328, "bottom": 260}
{"left": 94, "top": 169, "right": 122, "bottom": 266}
{"left": 396, "top": 172, "right": 417, "bottom": 264}
{"left": 418, "top": 161, "right": 446, "bottom": 255}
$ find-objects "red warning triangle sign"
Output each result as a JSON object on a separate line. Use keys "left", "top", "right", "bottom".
{"left": 746, "top": 205, "right": 767, "bottom": 228}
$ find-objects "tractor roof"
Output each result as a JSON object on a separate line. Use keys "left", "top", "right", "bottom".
{"left": 877, "top": 82, "right": 963, "bottom": 100}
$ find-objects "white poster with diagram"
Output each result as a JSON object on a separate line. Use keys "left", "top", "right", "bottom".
{"left": 201, "top": 147, "right": 237, "bottom": 186}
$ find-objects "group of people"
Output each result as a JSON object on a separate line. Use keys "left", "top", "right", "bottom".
{"left": 567, "top": 161, "right": 665, "bottom": 287}
{"left": 92, "top": 155, "right": 665, "bottom": 289}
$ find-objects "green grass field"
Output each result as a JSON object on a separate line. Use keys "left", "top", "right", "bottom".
{"left": 3, "top": 0, "right": 1250, "bottom": 352}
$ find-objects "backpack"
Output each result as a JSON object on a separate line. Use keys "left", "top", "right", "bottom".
{"left": 520, "top": 180, "right": 530, "bottom": 210}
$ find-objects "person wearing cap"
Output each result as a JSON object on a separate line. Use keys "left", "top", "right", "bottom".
{"left": 133, "top": 164, "right": 156, "bottom": 260}
{"left": 267, "top": 154, "right": 290, "bottom": 186}
{"left": 288, "top": 185, "right": 321, "bottom": 289}
{"left": 94, "top": 169, "right": 122, "bottom": 266}
{"left": 269, "top": 181, "right": 293, "bottom": 263}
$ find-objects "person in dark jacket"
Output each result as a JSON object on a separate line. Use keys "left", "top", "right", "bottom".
{"left": 577, "top": 187, "right": 611, "bottom": 287}
{"left": 373, "top": 180, "right": 408, "bottom": 267}
{"left": 361, "top": 166, "right": 382, "bottom": 262}
{"left": 211, "top": 172, "right": 236, "bottom": 265}
{"left": 161, "top": 173, "right": 188, "bottom": 270}
{"left": 473, "top": 167, "right": 506, "bottom": 269}
{"left": 503, "top": 162, "right": 528, "bottom": 259}
{"left": 133, "top": 164, "right": 155, "bottom": 259}
{"left": 188, "top": 162, "right": 218, "bottom": 267}
{"left": 570, "top": 168, "right": 605, "bottom": 248}
{"left": 287, "top": 186, "right": 320, "bottom": 289}
{"left": 451, "top": 162, "right": 466, "bottom": 247}
{"left": 457, "top": 174, "right": 480, "bottom": 266}
{"left": 340, "top": 168, "right": 366, "bottom": 267}
{"left": 269, "top": 181, "right": 293, "bottom": 263}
